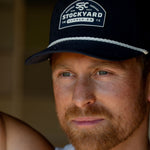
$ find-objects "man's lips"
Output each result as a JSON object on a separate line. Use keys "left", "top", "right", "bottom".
{"left": 71, "top": 117, "right": 104, "bottom": 127}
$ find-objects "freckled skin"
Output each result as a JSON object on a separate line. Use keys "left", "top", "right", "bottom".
{"left": 52, "top": 52, "right": 150, "bottom": 150}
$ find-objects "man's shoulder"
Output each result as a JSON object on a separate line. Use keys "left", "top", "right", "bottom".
{"left": 0, "top": 112, "right": 54, "bottom": 150}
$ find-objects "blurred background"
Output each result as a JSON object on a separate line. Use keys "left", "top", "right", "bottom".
{"left": 0, "top": 0, "right": 68, "bottom": 147}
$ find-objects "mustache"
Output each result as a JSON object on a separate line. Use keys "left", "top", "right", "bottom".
{"left": 65, "top": 104, "right": 113, "bottom": 120}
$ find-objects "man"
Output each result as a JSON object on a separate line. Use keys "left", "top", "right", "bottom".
{"left": 26, "top": 0, "right": 150, "bottom": 150}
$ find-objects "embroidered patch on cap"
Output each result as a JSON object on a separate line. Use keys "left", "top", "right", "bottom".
{"left": 59, "top": 0, "right": 106, "bottom": 30}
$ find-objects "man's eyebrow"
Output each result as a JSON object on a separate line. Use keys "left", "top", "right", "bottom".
{"left": 52, "top": 60, "right": 127, "bottom": 71}
{"left": 88, "top": 60, "right": 127, "bottom": 70}
{"left": 52, "top": 64, "right": 71, "bottom": 70}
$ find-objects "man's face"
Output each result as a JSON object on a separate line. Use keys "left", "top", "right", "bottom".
{"left": 52, "top": 52, "right": 148, "bottom": 150}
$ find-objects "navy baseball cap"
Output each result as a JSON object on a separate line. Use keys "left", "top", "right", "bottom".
{"left": 25, "top": 0, "right": 149, "bottom": 65}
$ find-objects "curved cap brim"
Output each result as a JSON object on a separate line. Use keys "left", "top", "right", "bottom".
{"left": 25, "top": 38, "right": 146, "bottom": 65}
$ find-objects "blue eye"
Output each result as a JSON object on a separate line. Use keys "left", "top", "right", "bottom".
{"left": 61, "top": 72, "right": 72, "bottom": 77}
{"left": 97, "top": 71, "right": 108, "bottom": 75}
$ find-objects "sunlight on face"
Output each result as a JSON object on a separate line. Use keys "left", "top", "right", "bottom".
{"left": 52, "top": 52, "right": 147, "bottom": 150}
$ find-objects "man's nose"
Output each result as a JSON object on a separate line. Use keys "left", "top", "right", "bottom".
{"left": 72, "top": 78, "right": 96, "bottom": 108}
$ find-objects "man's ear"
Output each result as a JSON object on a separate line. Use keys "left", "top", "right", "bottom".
{"left": 146, "top": 73, "right": 150, "bottom": 103}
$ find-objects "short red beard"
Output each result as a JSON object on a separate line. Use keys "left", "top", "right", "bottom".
{"left": 60, "top": 105, "right": 121, "bottom": 150}
{"left": 58, "top": 94, "right": 147, "bottom": 150}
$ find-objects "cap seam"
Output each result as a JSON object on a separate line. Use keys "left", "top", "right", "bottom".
{"left": 47, "top": 37, "right": 148, "bottom": 55}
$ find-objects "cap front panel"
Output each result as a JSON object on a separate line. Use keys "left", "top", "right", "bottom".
{"left": 59, "top": 0, "right": 106, "bottom": 30}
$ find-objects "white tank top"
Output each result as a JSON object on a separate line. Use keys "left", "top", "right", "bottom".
{"left": 55, "top": 144, "right": 75, "bottom": 150}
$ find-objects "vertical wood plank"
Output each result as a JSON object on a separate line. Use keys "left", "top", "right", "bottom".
{"left": 12, "top": 0, "right": 26, "bottom": 117}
